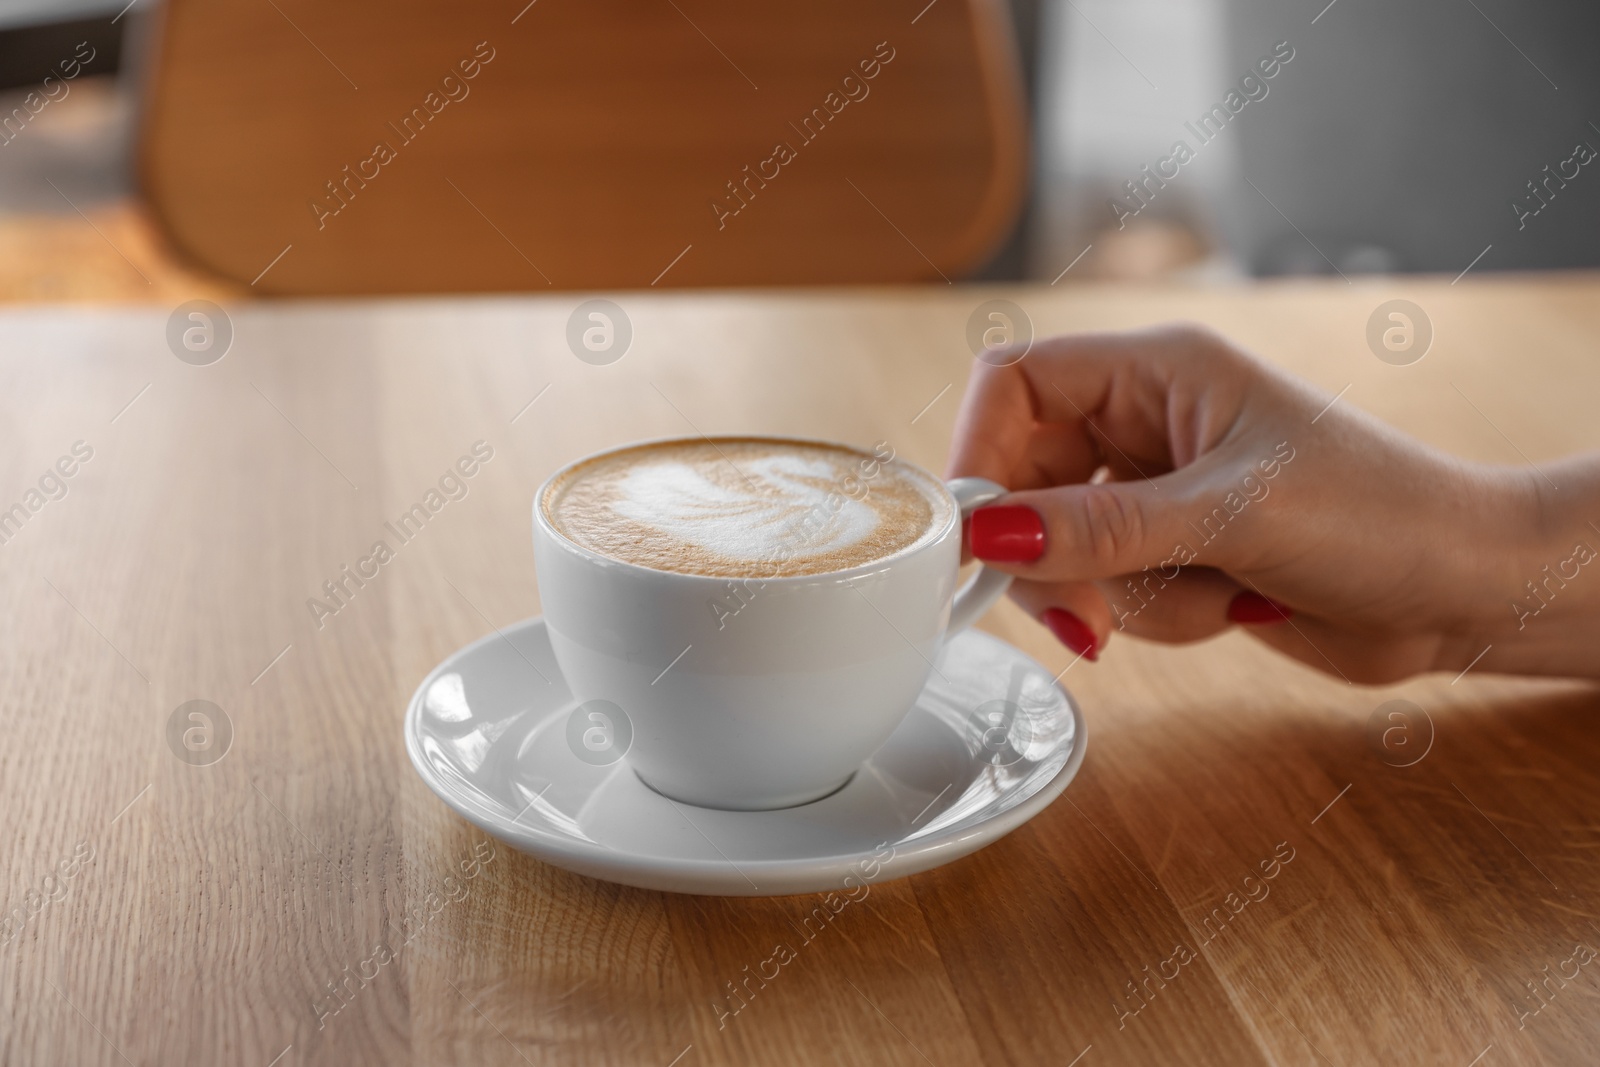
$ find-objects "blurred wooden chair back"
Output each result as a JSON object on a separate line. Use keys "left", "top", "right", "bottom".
{"left": 137, "top": 0, "right": 1028, "bottom": 294}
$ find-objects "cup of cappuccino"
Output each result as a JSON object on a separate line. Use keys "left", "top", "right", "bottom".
{"left": 533, "top": 436, "right": 1011, "bottom": 810}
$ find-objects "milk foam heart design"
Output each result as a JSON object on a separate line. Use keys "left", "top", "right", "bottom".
{"left": 611, "top": 455, "right": 879, "bottom": 562}
{"left": 543, "top": 438, "right": 950, "bottom": 578}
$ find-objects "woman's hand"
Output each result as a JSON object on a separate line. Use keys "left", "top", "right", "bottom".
{"left": 947, "top": 324, "right": 1600, "bottom": 683}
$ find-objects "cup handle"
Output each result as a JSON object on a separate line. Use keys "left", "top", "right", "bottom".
{"left": 946, "top": 477, "right": 1014, "bottom": 634}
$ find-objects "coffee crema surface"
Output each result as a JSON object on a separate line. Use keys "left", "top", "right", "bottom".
{"left": 543, "top": 438, "right": 951, "bottom": 577}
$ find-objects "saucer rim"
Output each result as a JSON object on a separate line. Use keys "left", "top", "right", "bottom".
{"left": 403, "top": 616, "right": 1087, "bottom": 896}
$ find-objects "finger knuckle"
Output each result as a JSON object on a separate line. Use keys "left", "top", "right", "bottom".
{"left": 1074, "top": 486, "right": 1144, "bottom": 568}
{"left": 1157, "top": 320, "right": 1224, "bottom": 351}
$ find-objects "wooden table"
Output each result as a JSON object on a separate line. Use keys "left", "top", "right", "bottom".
{"left": 3, "top": 274, "right": 1598, "bottom": 1066}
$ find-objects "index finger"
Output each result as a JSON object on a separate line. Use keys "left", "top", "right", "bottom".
{"left": 944, "top": 325, "right": 1224, "bottom": 486}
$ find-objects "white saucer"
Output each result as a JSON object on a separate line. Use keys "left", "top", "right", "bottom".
{"left": 404, "top": 617, "right": 1086, "bottom": 896}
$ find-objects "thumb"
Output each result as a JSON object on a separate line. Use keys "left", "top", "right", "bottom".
{"left": 969, "top": 477, "right": 1225, "bottom": 582}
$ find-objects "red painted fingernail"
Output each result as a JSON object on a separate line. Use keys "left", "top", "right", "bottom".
{"left": 1227, "top": 591, "right": 1294, "bottom": 624}
{"left": 1042, "top": 608, "right": 1099, "bottom": 661}
{"left": 969, "top": 506, "right": 1046, "bottom": 563}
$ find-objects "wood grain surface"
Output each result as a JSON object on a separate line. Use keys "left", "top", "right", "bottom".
{"left": 2, "top": 274, "right": 1598, "bottom": 1066}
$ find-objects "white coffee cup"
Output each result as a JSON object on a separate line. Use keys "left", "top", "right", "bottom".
{"left": 532, "top": 436, "right": 1012, "bottom": 810}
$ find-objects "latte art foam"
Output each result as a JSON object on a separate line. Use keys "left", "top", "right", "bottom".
{"left": 543, "top": 438, "right": 950, "bottom": 577}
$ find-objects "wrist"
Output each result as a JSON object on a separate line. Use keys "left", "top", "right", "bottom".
{"left": 1457, "top": 460, "right": 1600, "bottom": 679}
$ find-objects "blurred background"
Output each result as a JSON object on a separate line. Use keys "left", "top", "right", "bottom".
{"left": 1, "top": 0, "right": 1596, "bottom": 300}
